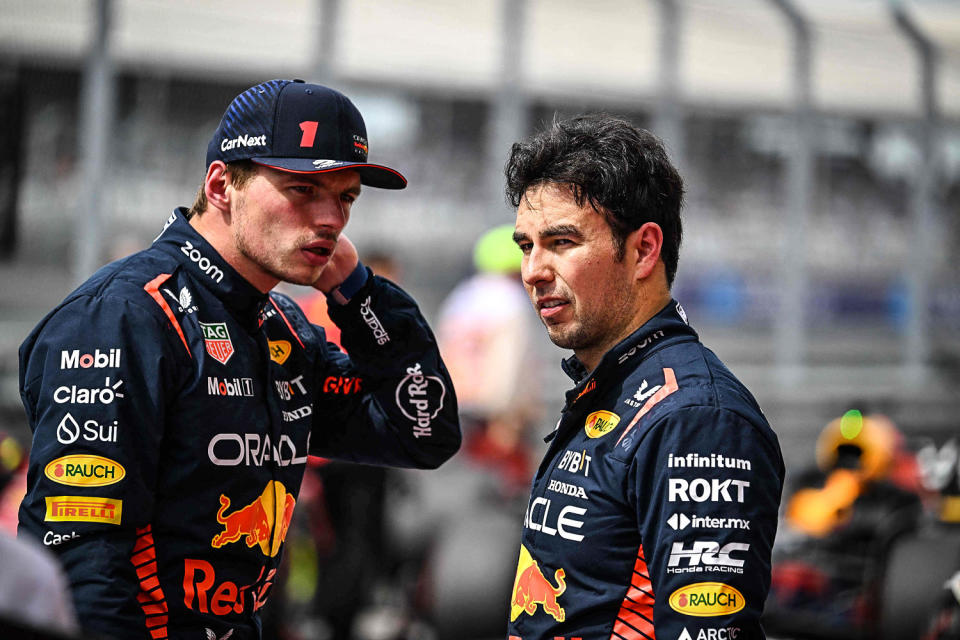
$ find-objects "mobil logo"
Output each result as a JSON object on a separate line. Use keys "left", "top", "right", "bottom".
{"left": 60, "top": 348, "right": 121, "bottom": 370}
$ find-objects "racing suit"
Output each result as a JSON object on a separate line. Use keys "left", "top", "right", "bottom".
{"left": 18, "top": 209, "right": 461, "bottom": 640}
{"left": 507, "top": 300, "right": 783, "bottom": 640}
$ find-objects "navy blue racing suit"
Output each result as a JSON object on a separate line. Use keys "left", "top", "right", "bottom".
{"left": 18, "top": 209, "right": 461, "bottom": 640}
{"left": 507, "top": 300, "right": 783, "bottom": 640}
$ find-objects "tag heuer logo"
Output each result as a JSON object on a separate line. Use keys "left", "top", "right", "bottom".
{"left": 200, "top": 322, "right": 234, "bottom": 365}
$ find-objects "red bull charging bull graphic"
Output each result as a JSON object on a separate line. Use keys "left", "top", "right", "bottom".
{"left": 211, "top": 480, "right": 295, "bottom": 557}
{"left": 511, "top": 544, "right": 567, "bottom": 623}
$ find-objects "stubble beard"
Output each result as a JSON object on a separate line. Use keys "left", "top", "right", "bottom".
{"left": 233, "top": 194, "right": 325, "bottom": 287}
{"left": 542, "top": 291, "right": 635, "bottom": 357}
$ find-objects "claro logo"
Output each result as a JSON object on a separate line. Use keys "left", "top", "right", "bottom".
{"left": 44, "top": 455, "right": 125, "bottom": 487}
{"left": 181, "top": 240, "right": 224, "bottom": 283}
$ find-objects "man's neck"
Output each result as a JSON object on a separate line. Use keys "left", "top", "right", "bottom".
{"left": 189, "top": 211, "right": 278, "bottom": 293}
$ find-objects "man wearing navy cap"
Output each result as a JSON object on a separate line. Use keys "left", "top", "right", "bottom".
{"left": 17, "top": 79, "right": 461, "bottom": 640}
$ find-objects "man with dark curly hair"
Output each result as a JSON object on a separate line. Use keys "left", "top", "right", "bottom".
{"left": 506, "top": 114, "right": 784, "bottom": 640}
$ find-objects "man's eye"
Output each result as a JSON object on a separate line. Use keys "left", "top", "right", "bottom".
{"left": 291, "top": 185, "right": 313, "bottom": 194}
{"left": 518, "top": 242, "right": 532, "bottom": 253}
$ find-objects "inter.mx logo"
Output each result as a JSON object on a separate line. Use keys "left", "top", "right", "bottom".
{"left": 667, "top": 513, "right": 751, "bottom": 531}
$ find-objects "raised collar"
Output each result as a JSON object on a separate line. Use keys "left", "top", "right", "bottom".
{"left": 561, "top": 299, "right": 697, "bottom": 409}
{"left": 153, "top": 208, "right": 269, "bottom": 329}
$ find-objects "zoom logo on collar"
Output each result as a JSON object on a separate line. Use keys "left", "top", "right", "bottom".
{"left": 181, "top": 240, "right": 224, "bottom": 283}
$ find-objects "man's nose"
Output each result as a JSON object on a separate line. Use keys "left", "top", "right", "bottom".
{"left": 310, "top": 195, "right": 347, "bottom": 230}
{"left": 522, "top": 246, "right": 553, "bottom": 287}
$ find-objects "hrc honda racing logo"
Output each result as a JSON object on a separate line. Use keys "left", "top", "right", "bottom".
{"left": 395, "top": 363, "right": 446, "bottom": 439}
{"left": 667, "top": 540, "right": 751, "bottom": 575}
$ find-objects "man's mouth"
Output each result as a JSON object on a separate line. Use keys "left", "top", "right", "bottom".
{"left": 303, "top": 246, "right": 332, "bottom": 257}
{"left": 537, "top": 297, "right": 569, "bottom": 319}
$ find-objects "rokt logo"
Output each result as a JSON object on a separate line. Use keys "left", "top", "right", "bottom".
{"left": 60, "top": 348, "right": 121, "bottom": 370}
{"left": 668, "top": 478, "right": 750, "bottom": 503}
{"left": 53, "top": 377, "right": 124, "bottom": 405}
{"left": 181, "top": 240, "right": 224, "bottom": 283}
{"left": 669, "top": 582, "right": 745, "bottom": 617}
{"left": 44, "top": 454, "right": 125, "bottom": 487}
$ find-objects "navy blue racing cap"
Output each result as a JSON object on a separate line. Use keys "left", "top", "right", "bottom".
{"left": 206, "top": 79, "right": 406, "bottom": 189}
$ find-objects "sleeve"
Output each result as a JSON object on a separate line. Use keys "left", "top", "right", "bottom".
{"left": 17, "top": 294, "right": 182, "bottom": 639}
{"left": 628, "top": 407, "right": 784, "bottom": 640}
{"left": 307, "top": 273, "right": 462, "bottom": 469}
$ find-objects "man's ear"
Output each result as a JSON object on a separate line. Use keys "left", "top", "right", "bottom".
{"left": 204, "top": 161, "right": 232, "bottom": 213}
{"left": 631, "top": 222, "right": 663, "bottom": 280}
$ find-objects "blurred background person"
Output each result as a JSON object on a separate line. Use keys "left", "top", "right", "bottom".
{"left": 0, "top": 430, "right": 79, "bottom": 638}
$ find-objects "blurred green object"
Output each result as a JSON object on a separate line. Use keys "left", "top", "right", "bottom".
{"left": 840, "top": 409, "right": 864, "bottom": 440}
{"left": 473, "top": 223, "right": 522, "bottom": 274}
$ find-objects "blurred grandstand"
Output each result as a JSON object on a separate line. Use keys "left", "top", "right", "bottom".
{"left": 0, "top": 1, "right": 958, "bottom": 638}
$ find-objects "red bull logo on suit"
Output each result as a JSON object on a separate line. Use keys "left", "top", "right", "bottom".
{"left": 510, "top": 544, "right": 567, "bottom": 623}
{"left": 211, "top": 480, "right": 296, "bottom": 557}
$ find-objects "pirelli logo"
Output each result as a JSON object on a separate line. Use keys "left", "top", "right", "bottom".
{"left": 45, "top": 496, "right": 122, "bottom": 525}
